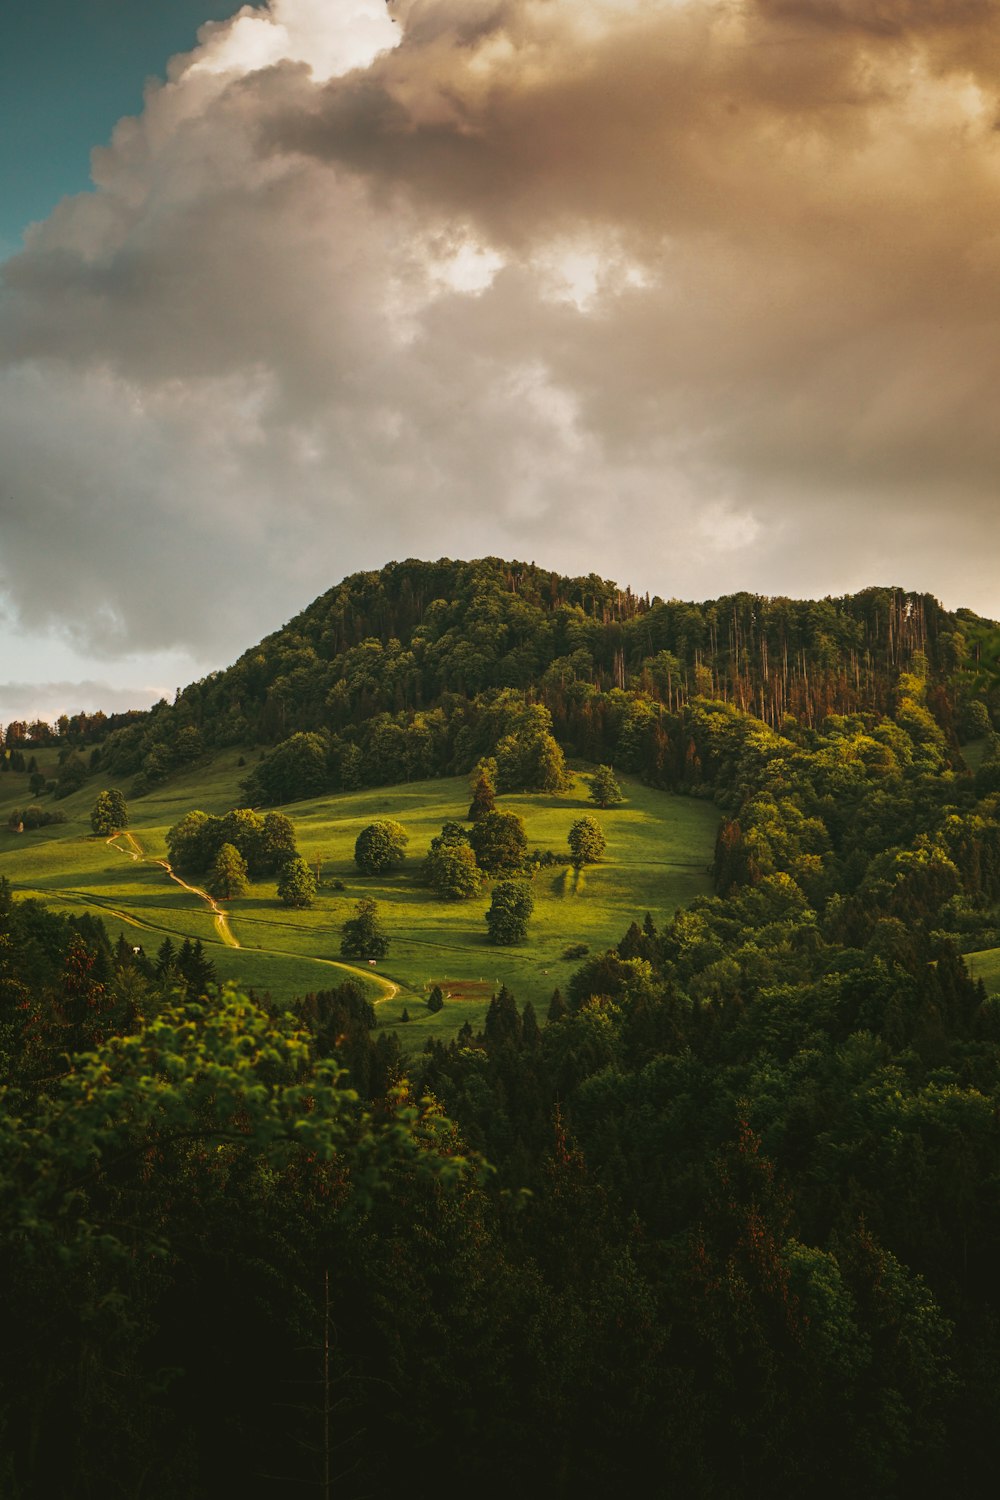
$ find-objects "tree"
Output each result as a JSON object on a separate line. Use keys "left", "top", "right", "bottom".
{"left": 485, "top": 880, "right": 534, "bottom": 945}
{"left": 239, "top": 730, "right": 331, "bottom": 805}
{"left": 424, "top": 837, "right": 483, "bottom": 900}
{"left": 468, "top": 761, "right": 498, "bottom": 822}
{"left": 340, "top": 897, "right": 390, "bottom": 959}
{"left": 470, "top": 810, "right": 528, "bottom": 876}
{"left": 90, "top": 789, "right": 129, "bottom": 836}
{"left": 588, "top": 765, "right": 623, "bottom": 809}
{"left": 177, "top": 938, "right": 217, "bottom": 997}
{"left": 428, "top": 985, "right": 445, "bottom": 1013}
{"left": 277, "top": 856, "right": 317, "bottom": 908}
{"left": 262, "top": 811, "right": 298, "bottom": 871}
{"left": 496, "top": 728, "right": 571, "bottom": 793}
{"left": 210, "top": 843, "right": 249, "bottom": 899}
{"left": 354, "top": 820, "right": 408, "bottom": 876}
{"left": 568, "top": 816, "right": 607, "bottom": 868}
{"left": 167, "top": 809, "right": 215, "bottom": 872}
{"left": 218, "top": 808, "right": 266, "bottom": 873}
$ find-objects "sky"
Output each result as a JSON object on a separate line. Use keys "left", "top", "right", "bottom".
{"left": 2, "top": 0, "right": 1000, "bottom": 725}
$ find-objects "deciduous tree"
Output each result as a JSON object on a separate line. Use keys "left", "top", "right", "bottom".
{"left": 210, "top": 842, "right": 249, "bottom": 899}
{"left": 470, "top": 810, "right": 528, "bottom": 876}
{"left": 568, "top": 816, "right": 606, "bottom": 868}
{"left": 354, "top": 820, "right": 408, "bottom": 876}
{"left": 588, "top": 765, "right": 623, "bottom": 809}
{"left": 485, "top": 880, "right": 534, "bottom": 945}
{"left": 90, "top": 789, "right": 129, "bottom": 836}
{"left": 277, "top": 856, "right": 317, "bottom": 908}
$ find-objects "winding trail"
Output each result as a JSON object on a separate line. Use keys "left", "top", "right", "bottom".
{"left": 106, "top": 829, "right": 240, "bottom": 949}
{"left": 106, "top": 830, "right": 401, "bottom": 999}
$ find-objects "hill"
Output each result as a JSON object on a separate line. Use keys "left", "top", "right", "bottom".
{"left": 6, "top": 556, "right": 990, "bottom": 807}
{"left": 4, "top": 559, "right": 1000, "bottom": 1495}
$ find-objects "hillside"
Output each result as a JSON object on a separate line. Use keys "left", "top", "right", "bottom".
{"left": 7, "top": 557, "right": 990, "bottom": 809}
{"left": 4, "top": 559, "right": 1000, "bottom": 1496}
{"left": 0, "top": 756, "right": 718, "bottom": 1041}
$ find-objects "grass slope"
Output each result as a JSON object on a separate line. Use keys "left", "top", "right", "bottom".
{"left": 966, "top": 947, "right": 1000, "bottom": 997}
{"left": 0, "top": 752, "right": 719, "bottom": 1044}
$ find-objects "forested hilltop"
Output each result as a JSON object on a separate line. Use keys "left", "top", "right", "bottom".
{"left": 56, "top": 557, "right": 985, "bottom": 801}
{"left": 4, "top": 559, "right": 1000, "bottom": 1496}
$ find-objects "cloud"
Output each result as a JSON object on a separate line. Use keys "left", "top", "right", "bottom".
{"left": 0, "top": 680, "right": 173, "bottom": 725}
{"left": 1, "top": 0, "right": 999, "bottom": 689}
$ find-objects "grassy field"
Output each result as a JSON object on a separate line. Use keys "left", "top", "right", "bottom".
{"left": 0, "top": 752, "right": 719, "bottom": 1046}
{"left": 966, "top": 947, "right": 1000, "bottom": 996}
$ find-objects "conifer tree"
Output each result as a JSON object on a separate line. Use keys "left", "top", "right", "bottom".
{"left": 340, "top": 897, "right": 389, "bottom": 959}
{"left": 468, "top": 761, "right": 497, "bottom": 822}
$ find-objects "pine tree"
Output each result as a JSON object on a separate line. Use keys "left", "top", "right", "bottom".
{"left": 155, "top": 937, "right": 177, "bottom": 978}
{"left": 467, "top": 763, "right": 497, "bottom": 822}
{"left": 484, "top": 984, "right": 521, "bottom": 1048}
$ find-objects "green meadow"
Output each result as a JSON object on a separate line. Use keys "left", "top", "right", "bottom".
{"left": 966, "top": 946, "right": 1000, "bottom": 997}
{"left": 0, "top": 752, "right": 719, "bottom": 1045}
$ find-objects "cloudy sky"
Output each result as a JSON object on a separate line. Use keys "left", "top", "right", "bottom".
{"left": 2, "top": 0, "right": 999, "bottom": 724}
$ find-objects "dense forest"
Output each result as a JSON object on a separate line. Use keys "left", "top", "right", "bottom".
{"left": 8, "top": 556, "right": 984, "bottom": 803}
{"left": 4, "top": 558, "right": 1000, "bottom": 1496}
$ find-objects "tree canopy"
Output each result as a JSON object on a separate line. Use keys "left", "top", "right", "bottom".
{"left": 568, "top": 815, "right": 606, "bottom": 868}
{"left": 354, "top": 819, "right": 409, "bottom": 876}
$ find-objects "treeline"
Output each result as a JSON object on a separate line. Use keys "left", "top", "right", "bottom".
{"left": 92, "top": 558, "right": 993, "bottom": 797}
{"left": 4, "top": 660, "right": 1000, "bottom": 1491}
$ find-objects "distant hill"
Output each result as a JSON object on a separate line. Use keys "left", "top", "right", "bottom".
{"left": 78, "top": 556, "right": 990, "bottom": 801}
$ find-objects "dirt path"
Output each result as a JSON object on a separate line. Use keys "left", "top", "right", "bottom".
{"left": 294, "top": 953, "right": 400, "bottom": 1003}
{"left": 107, "top": 830, "right": 240, "bottom": 949}
{"left": 157, "top": 859, "right": 240, "bottom": 949}
{"left": 106, "top": 830, "right": 400, "bottom": 995}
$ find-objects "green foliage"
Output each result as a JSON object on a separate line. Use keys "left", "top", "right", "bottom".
{"left": 166, "top": 805, "right": 299, "bottom": 877}
{"left": 428, "top": 985, "right": 445, "bottom": 1013}
{"left": 340, "top": 896, "right": 390, "bottom": 960}
{"left": 469, "top": 809, "right": 529, "bottom": 876}
{"left": 427, "top": 840, "right": 483, "bottom": 901}
{"left": 240, "top": 729, "right": 331, "bottom": 804}
{"left": 209, "top": 842, "right": 249, "bottom": 899}
{"left": 90, "top": 788, "right": 128, "bottom": 836}
{"left": 422, "top": 822, "right": 482, "bottom": 900}
{"left": 485, "top": 879, "right": 534, "bottom": 945}
{"left": 354, "top": 819, "right": 409, "bottom": 876}
{"left": 277, "top": 855, "right": 317, "bottom": 908}
{"left": 568, "top": 815, "right": 606, "bottom": 868}
{"left": 960, "top": 697, "right": 992, "bottom": 742}
{"left": 496, "top": 723, "right": 572, "bottom": 793}
{"left": 7, "top": 806, "right": 66, "bottom": 832}
{"left": 588, "top": 764, "right": 624, "bottom": 808}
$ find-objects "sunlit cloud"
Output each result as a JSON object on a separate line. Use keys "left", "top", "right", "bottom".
{"left": 2, "top": 0, "right": 999, "bottom": 711}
